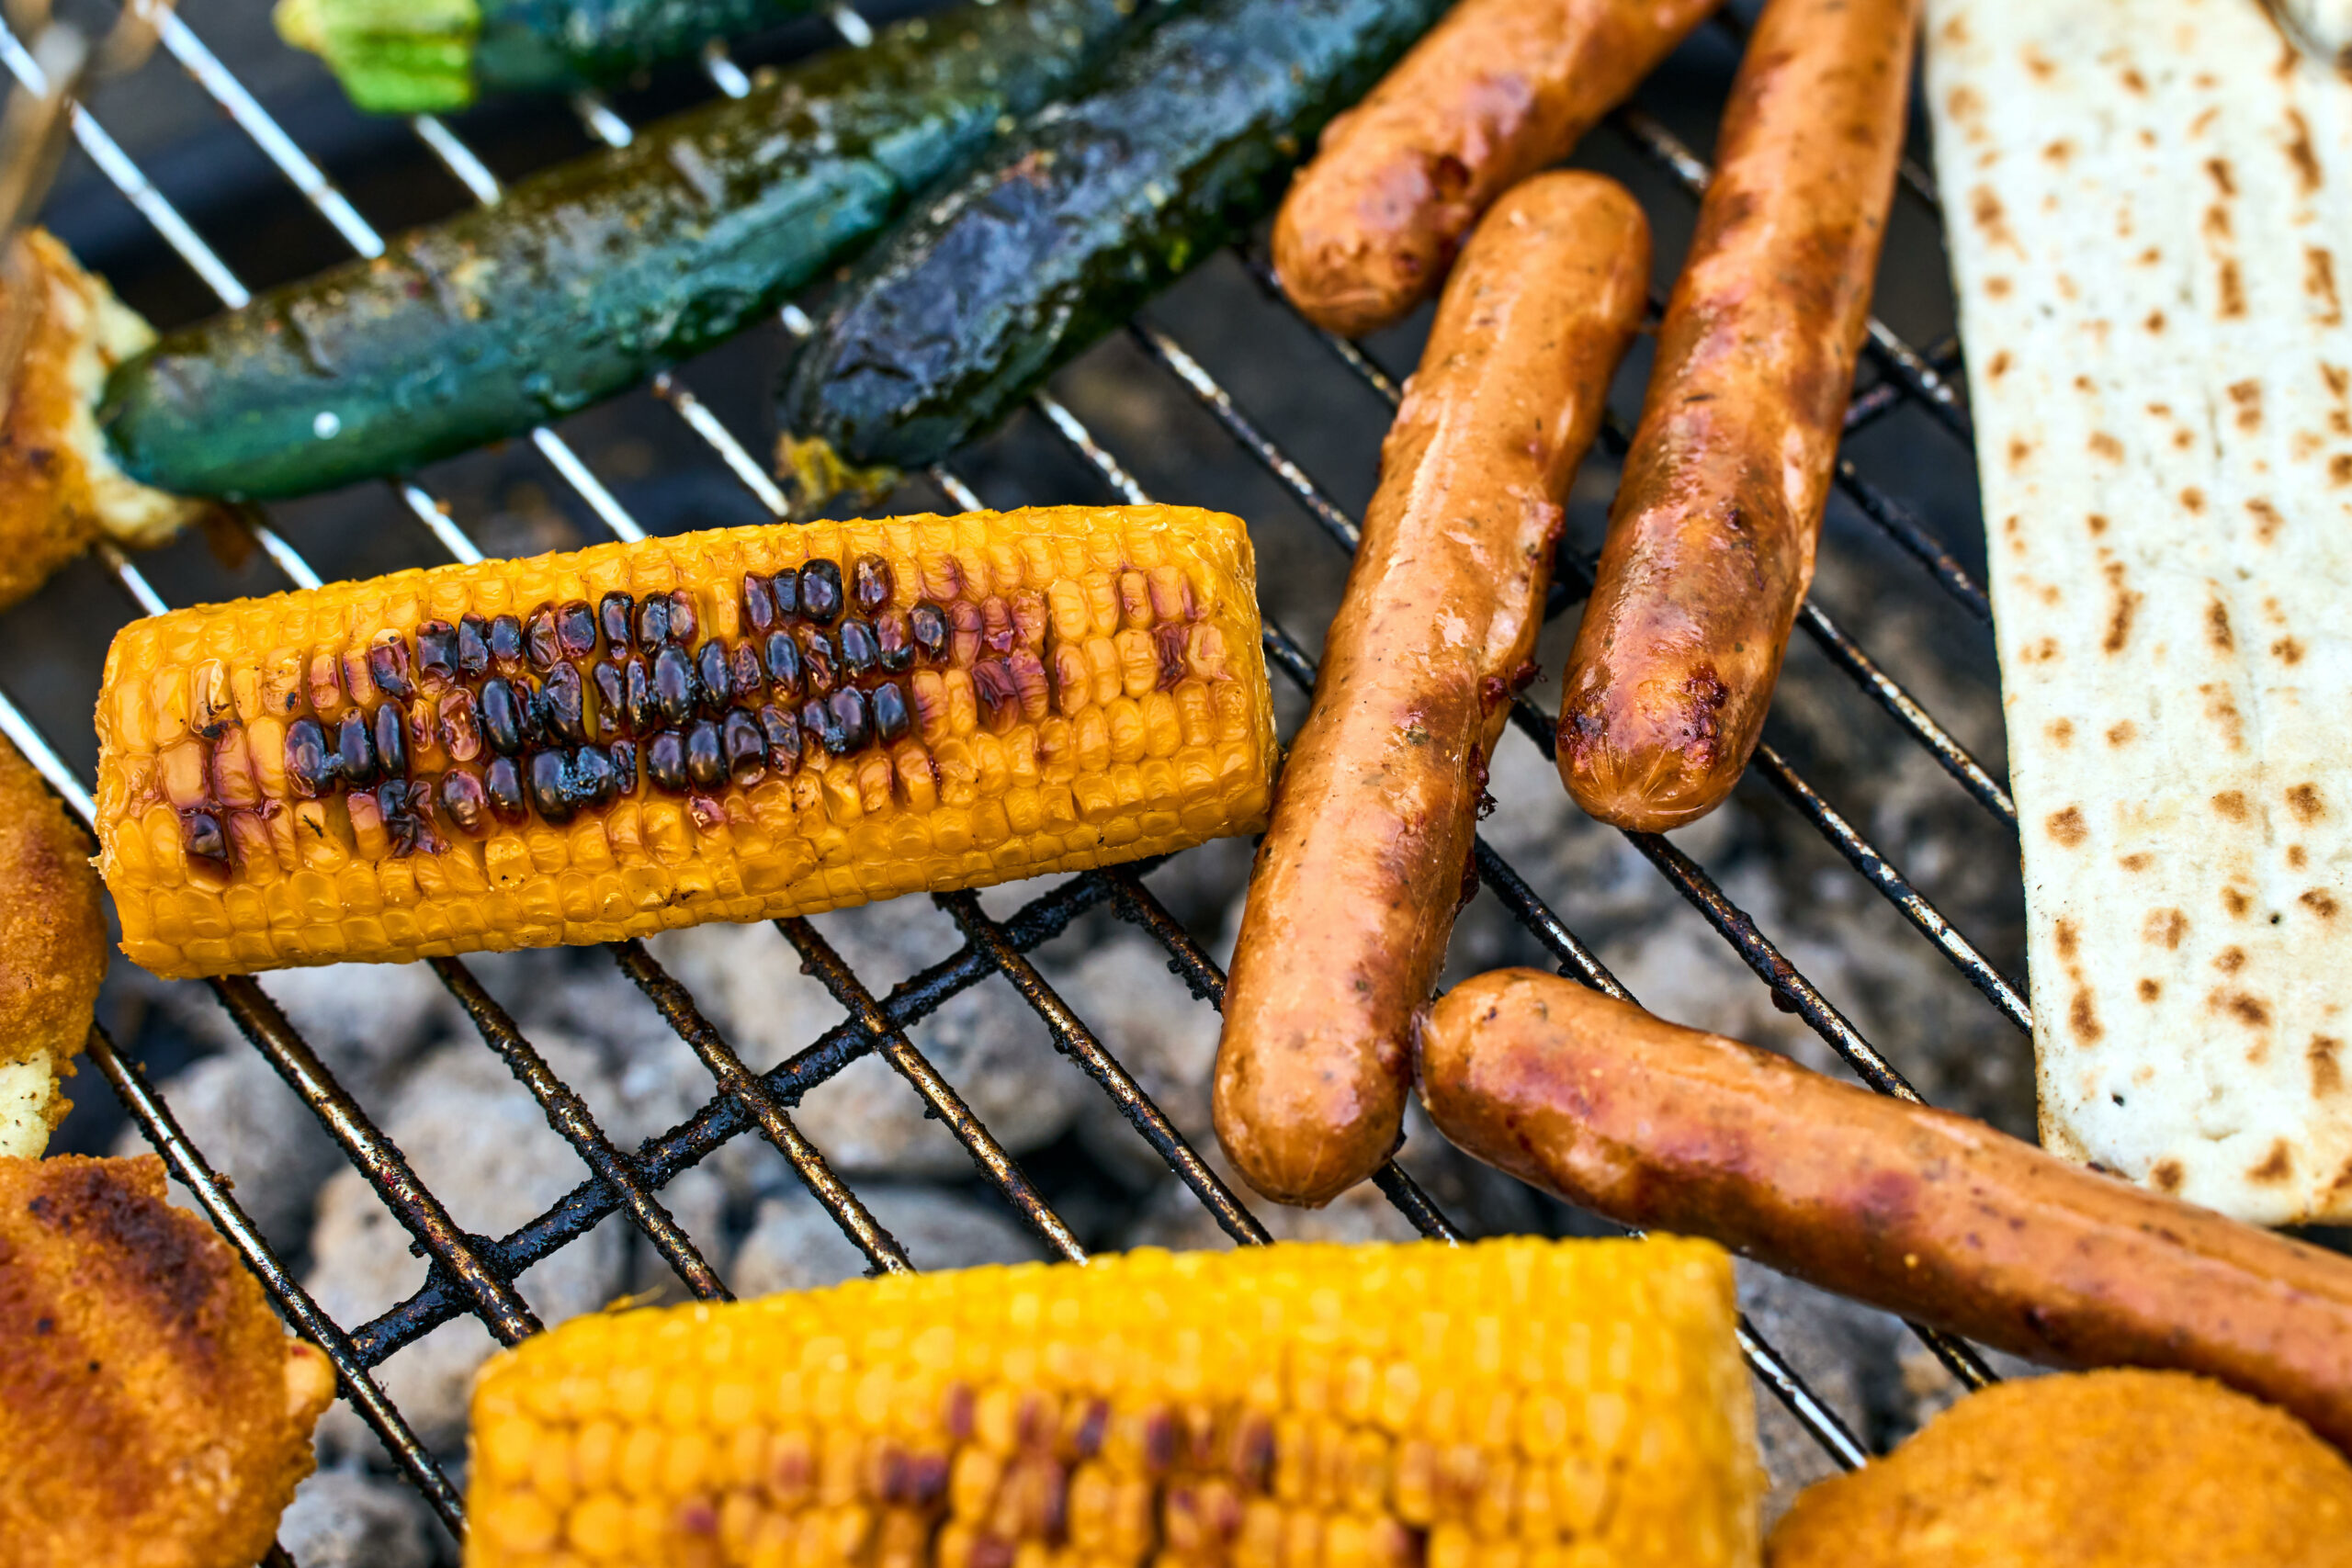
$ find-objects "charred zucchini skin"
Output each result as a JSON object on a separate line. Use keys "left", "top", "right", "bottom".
{"left": 774, "top": 0, "right": 1450, "bottom": 475}
{"left": 100, "top": 0, "right": 1141, "bottom": 502}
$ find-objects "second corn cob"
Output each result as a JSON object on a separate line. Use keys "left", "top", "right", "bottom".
{"left": 465, "top": 1236, "right": 1761, "bottom": 1567}
{"left": 95, "top": 506, "right": 1276, "bottom": 977}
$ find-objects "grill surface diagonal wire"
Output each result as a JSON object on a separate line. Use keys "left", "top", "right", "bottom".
{"left": 3, "top": 0, "right": 2038, "bottom": 1553}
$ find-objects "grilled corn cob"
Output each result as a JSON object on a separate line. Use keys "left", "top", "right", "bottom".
{"left": 465, "top": 1237, "right": 1761, "bottom": 1568}
{"left": 95, "top": 506, "right": 1275, "bottom": 978}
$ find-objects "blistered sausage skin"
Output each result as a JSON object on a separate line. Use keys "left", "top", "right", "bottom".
{"left": 1271, "top": 0, "right": 1715, "bottom": 338}
{"left": 1215, "top": 175, "right": 1650, "bottom": 1207}
{"left": 1555, "top": 0, "right": 1918, "bottom": 832}
{"left": 1418, "top": 969, "right": 2352, "bottom": 1452}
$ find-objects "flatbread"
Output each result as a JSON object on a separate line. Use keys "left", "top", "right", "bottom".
{"left": 1928, "top": 0, "right": 2352, "bottom": 1224}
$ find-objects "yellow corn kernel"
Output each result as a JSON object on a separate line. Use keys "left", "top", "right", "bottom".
{"left": 466, "top": 1238, "right": 1758, "bottom": 1568}
{"left": 95, "top": 507, "right": 1275, "bottom": 978}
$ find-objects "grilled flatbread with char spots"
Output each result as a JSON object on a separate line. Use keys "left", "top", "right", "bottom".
{"left": 1928, "top": 0, "right": 2352, "bottom": 1224}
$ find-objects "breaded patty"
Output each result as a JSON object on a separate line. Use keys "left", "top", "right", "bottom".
{"left": 0, "top": 230, "right": 199, "bottom": 615}
{"left": 1768, "top": 1370, "right": 2352, "bottom": 1566}
{"left": 0, "top": 1154, "right": 334, "bottom": 1568}
{"left": 0, "top": 734, "right": 107, "bottom": 1158}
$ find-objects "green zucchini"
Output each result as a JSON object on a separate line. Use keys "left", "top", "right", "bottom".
{"left": 103, "top": 0, "right": 1144, "bottom": 502}
{"left": 773, "top": 0, "right": 1451, "bottom": 503}
{"left": 275, "top": 0, "right": 820, "bottom": 114}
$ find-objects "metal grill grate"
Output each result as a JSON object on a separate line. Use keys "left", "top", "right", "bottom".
{"left": 1, "top": 2, "right": 2030, "bottom": 1555}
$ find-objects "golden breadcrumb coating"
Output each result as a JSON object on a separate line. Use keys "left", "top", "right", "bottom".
{"left": 0, "top": 229, "right": 200, "bottom": 615}
{"left": 0, "top": 734, "right": 106, "bottom": 1158}
{"left": 0, "top": 1154, "right": 334, "bottom": 1568}
{"left": 1767, "top": 1370, "right": 2352, "bottom": 1567}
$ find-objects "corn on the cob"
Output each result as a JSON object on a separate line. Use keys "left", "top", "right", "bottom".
{"left": 95, "top": 506, "right": 1276, "bottom": 977}
{"left": 464, "top": 1237, "right": 1761, "bottom": 1568}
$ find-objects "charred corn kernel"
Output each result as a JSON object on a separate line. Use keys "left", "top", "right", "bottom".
{"left": 465, "top": 1237, "right": 1759, "bottom": 1568}
{"left": 96, "top": 507, "right": 1275, "bottom": 978}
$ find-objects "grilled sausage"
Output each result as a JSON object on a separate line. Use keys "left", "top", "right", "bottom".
{"left": 1418, "top": 968, "right": 2352, "bottom": 1453}
{"left": 1555, "top": 0, "right": 1918, "bottom": 832}
{"left": 1215, "top": 175, "right": 1650, "bottom": 1207}
{"left": 1271, "top": 0, "right": 1716, "bottom": 338}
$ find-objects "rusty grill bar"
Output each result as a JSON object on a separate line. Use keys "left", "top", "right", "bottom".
{"left": 0, "top": 1, "right": 2030, "bottom": 1553}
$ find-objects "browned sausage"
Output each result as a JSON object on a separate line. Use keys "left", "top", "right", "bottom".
{"left": 1215, "top": 175, "right": 1650, "bottom": 1207}
{"left": 1418, "top": 968, "right": 2352, "bottom": 1452}
{"left": 1271, "top": 0, "right": 1716, "bottom": 339}
{"left": 1555, "top": 0, "right": 1918, "bottom": 832}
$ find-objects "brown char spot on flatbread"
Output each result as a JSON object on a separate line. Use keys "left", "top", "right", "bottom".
{"left": 2248, "top": 1141, "right": 2295, "bottom": 1184}
{"left": 2290, "top": 844, "right": 2310, "bottom": 869}
{"left": 2289, "top": 783, "right": 2324, "bottom": 822}
{"left": 2205, "top": 157, "right": 2236, "bottom": 197}
{"left": 2145, "top": 309, "right": 2167, "bottom": 333}
{"left": 2223, "top": 886, "right": 2253, "bottom": 917}
{"left": 2200, "top": 685, "right": 2245, "bottom": 750}
{"left": 2145, "top": 908, "right": 2188, "bottom": 948}
{"left": 2069, "top": 988, "right": 2103, "bottom": 1043}
{"left": 2286, "top": 111, "right": 2322, "bottom": 195}
{"left": 2229, "top": 378, "right": 2263, "bottom": 431}
{"left": 2088, "top": 432, "right": 2124, "bottom": 461}
{"left": 2211, "top": 789, "right": 2248, "bottom": 821}
{"left": 2206, "top": 597, "right": 2232, "bottom": 649}
{"left": 2248, "top": 498, "right": 2284, "bottom": 542}
{"left": 2331, "top": 455, "right": 2352, "bottom": 487}
{"left": 2151, "top": 1159, "right": 2185, "bottom": 1193}
{"left": 2120, "top": 852, "right": 2152, "bottom": 872}
{"left": 2139, "top": 977, "right": 2162, "bottom": 1001}
{"left": 2101, "top": 561, "right": 2141, "bottom": 653}
{"left": 2216, "top": 945, "right": 2246, "bottom": 973}
{"left": 2047, "top": 806, "right": 2087, "bottom": 847}
{"left": 2310, "top": 249, "right": 2342, "bottom": 325}
{"left": 2086, "top": 513, "right": 2109, "bottom": 535}
{"left": 2220, "top": 261, "right": 2246, "bottom": 319}
{"left": 2055, "top": 919, "right": 2079, "bottom": 960}
{"left": 1971, "top": 186, "right": 2018, "bottom": 250}
{"left": 2047, "top": 718, "right": 2074, "bottom": 747}
{"left": 2218, "top": 991, "right": 2269, "bottom": 1026}
{"left": 2301, "top": 888, "right": 2339, "bottom": 919}
{"left": 2007, "top": 436, "right": 2033, "bottom": 469}
{"left": 2274, "top": 637, "right": 2305, "bottom": 664}
{"left": 2108, "top": 720, "right": 2136, "bottom": 746}
{"left": 2313, "top": 1036, "right": 2344, "bottom": 1098}
{"left": 1988, "top": 350, "right": 2013, "bottom": 380}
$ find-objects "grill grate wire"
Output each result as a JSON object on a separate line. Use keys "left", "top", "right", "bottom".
{"left": 0, "top": 1, "right": 2040, "bottom": 1553}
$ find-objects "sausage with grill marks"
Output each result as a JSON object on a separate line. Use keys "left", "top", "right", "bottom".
{"left": 1272, "top": 0, "right": 1717, "bottom": 339}
{"left": 1417, "top": 969, "right": 2352, "bottom": 1453}
{"left": 1214, "top": 174, "right": 1650, "bottom": 1207}
{"left": 1555, "top": 0, "right": 1919, "bottom": 832}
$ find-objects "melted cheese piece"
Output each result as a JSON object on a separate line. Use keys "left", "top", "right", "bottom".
{"left": 0, "top": 1050, "right": 62, "bottom": 1158}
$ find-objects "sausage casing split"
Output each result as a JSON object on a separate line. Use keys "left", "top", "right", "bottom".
{"left": 1418, "top": 969, "right": 2352, "bottom": 1452}
{"left": 1555, "top": 0, "right": 1918, "bottom": 832}
{"left": 1272, "top": 0, "right": 1715, "bottom": 338}
{"left": 1216, "top": 175, "right": 1650, "bottom": 1207}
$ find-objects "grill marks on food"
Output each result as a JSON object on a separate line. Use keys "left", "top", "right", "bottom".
{"left": 147, "top": 553, "right": 1222, "bottom": 878}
